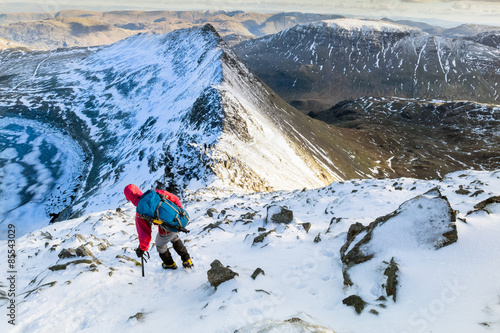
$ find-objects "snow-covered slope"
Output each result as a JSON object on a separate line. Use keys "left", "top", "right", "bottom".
{"left": 1, "top": 170, "right": 499, "bottom": 332}
{"left": 1, "top": 25, "right": 388, "bottom": 237}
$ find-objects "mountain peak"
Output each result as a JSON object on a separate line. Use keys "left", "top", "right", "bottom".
{"left": 315, "top": 18, "right": 421, "bottom": 34}
{"left": 1, "top": 25, "right": 385, "bottom": 232}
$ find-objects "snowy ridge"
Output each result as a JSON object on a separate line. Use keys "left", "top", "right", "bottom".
{"left": 2, "top": 24, "right": 371, "bottom": 237}
{"left": 234, "top": 18, "right": 500, "bottom": 109}
{"left": 321, "top": 18, "right": 420, "bottom": 34}
{"left": 1, "top": 170, "right": 499, "bottom": 332}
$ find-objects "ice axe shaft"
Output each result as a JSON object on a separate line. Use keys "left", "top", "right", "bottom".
{"left": 141, "top": 251, "right": 150, "bottom": 277}
{"left": 141, "top": 256, "right": 145, "bottom": 277}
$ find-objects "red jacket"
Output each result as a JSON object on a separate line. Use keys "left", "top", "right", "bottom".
{"left": 124, "top": 184, "right": 183, "bottom": 251}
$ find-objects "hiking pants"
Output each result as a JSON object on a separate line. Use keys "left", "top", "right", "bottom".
{"left": 156, "top": 232, "right": 190, "bottom": 264}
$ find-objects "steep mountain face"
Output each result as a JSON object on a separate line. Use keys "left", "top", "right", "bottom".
{"left": 0, "top": 10, "right": 344, "bottom": 49}
{"left": 0, "top": 24, "right": 388, "bottom": 235}
{"left": 233, "top": 18, "right": 500, "bottom": 112}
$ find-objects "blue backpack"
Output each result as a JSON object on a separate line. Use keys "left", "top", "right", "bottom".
{"left": 136, "top": 190, "right": 190, "bottom": 233}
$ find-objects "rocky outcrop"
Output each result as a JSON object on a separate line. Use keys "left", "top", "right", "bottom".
{"left": 340, "top": 188, "right": 457, "bottom": 306}
{"left": 266, "top": 206, "right": 293, "bottom": 224}
{"left": 384, "top": 258, "right": 399, "bottom": 302}
{"left": 469, "top": 196, "right": 500, "bottom": 215}
{"left": 253, "top": 229, "right": 276, "bottom": 245}
{"left": 251, "top": 268, "right": 265, "bottom": 280}
{"left": 207, "top": 260, "right": 239, "bottom": 288}
{"left": 342, "top": 295, "right": 367, "bottom": 314}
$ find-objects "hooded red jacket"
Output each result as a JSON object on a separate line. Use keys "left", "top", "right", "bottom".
{"left": 124, "top": 184, "right": 183, "bottom": 251}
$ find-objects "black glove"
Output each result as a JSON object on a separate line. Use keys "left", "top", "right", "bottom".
{"left": 135, "top": 247, "right": 144, "bottom": 258}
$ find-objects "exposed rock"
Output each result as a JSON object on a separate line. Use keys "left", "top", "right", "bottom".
{"left": 455, "top": 185, "right": 471, "bottom": 195}
{"left": 384, "top": 258, "right": 399, "bottom": 302}
{"left": 314, "top": 233, "right": 321, "bottom": 243}
{"left": 251, "top": 268, "right": 265, "bottom": 280}
{"left": 340, "top": 188, "right": 457, "bottom": 286}
{"left": 75, "top": 245, "right": 94, "bottom": 257}
{"left": 201, "top": 221, "right": 226, "bottom": 233}
{"left": 285, "top": 317, "right": 304, "bottom": 323}
{"left": 470, "top": 196, "right": 500, "bottom": 215}
{"left": 98, "top": 240, "right": 111, "bottom": 251}
{"left": 40, "top": 231, "right": 53, "bottom": 240}
{"left": 49, "top": 259, "right": 95, "bottom": 271}
{"left": 58, "top": 248, "right": 76, "bottom": 259}
{"left": 128, "top": 312, "right": 145, "bottom": 322}
{"left": 471, "top": 190, "right": 484, "bottom": 197}
{"left": 253, "top": 229, "right": 276, "bottom": 245}
{"left": 266, "top": 205, "right": 293, "bottom": 224}
{"left": 23, "top": 281, "right": 57, "bottom": 298}
{"left": 206, "top": 208, "right": 218, "bottom": 217}
{"left": 339, "top": 222, "right": 369, "bottom": 274}
{"left": 75, "top": 234, "right": 86, "bottom": 242}
{"left": 207, "top": 260, "right": 239, "bottom": 288}
{"left": 255, "top": 289, "right": 270, "bottom": 295}
{"left": 116, "top": 255, "right": 141, "bottom": 266}
{"left": 342, "top": 295, "right": 367, "bottom": 314}
{"left": 301, "top": 222, "right": 311, "bottom": 233}
{"left": 240, "top": 211, "right": 256, "bottom": 221}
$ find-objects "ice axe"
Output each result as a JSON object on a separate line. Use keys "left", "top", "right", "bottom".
{"left": 141, "top": 251, "right": 150, "bottom": 277}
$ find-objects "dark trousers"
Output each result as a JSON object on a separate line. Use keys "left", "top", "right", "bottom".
{"left": 156, "top": 232, "right": 190, "bottom": 264}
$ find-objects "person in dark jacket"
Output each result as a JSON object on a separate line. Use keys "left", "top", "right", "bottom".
{"left": 124, "top": 184, "right": 193, "bottom": 269}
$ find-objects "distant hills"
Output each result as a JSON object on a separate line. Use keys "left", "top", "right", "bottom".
{"left": 0, "top": 10, "right": 344, "bottom": 48}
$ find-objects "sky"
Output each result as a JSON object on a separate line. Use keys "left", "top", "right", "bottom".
{"left": 0, "top": 0, "right": 499, "bottom": 27}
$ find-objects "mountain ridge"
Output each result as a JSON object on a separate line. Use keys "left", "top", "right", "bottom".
{"left": 0, "top": 24, "right": 390, "bottom": 235}
{"left": 234, "top": 18, "right": 500, "bottom": 111}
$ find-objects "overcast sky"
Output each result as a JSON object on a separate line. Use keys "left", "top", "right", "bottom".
{"left": 1, "top": 0, "right": 499, "bottom": 27}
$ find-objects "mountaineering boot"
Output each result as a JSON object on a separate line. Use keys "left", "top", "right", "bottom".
{"left": 182, "top": 258, "right": 193, "bottom": 268}
{"left": 159, "top": 251, "right": 176, "bottom": 270}
{"left": 162, "top": 262, "right": 178, "bottom": 270}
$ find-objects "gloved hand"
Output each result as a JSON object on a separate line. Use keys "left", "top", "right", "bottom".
{"left": 135, "top": 247, "right": 144, "bottom": 258}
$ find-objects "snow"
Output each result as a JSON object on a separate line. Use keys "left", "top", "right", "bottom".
{"left": 321, "top": 18, "right": 419, "bottom": 34}
{"left": 0, "top": 118, "right": 87, "bottom": 239}
{"left": 1, "top": 170, "right": 499, "bottom": 333}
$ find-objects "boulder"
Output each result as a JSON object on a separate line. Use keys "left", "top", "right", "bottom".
{"left": 384, "top": 258, "right": 399, "bottom": 302}
{"left": 342, "top": 295, "right": 367, "bottom": 314}
{"left": 58, "top": 248, "right": 77, "bottom": 259}
{"left": 301, "top": 222, "right": 311, "bottom": 233}
{"left": 206, "top": 208, "right": 218, "bottom": 217}
{"left": 251, "top": 268, "right": 265, "bottom": 280}
{"left": 75, "top": 245, "right": 94, "bottom": 257}
{"left": 470, "top": 196, "right": 500, "bottom": 215}
{"left": 207, "top": 260, "right": 239, "bottom": 288}
{"left": 266, "top": 205, "right": 293, "bottom": 224}
{"left": 253, "top": 229, "right": 276, "bottom": 245}
{"left": 340, "top": 188, "right": 457, "bottom": 290}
